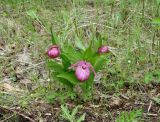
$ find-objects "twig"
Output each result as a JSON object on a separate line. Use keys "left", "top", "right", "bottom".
{"left": 0, "top": 78, "right": 15, "bottom": 83}
{"left": 64, "top": 22, "right": 113, "bottom": 40}
{"left": 134, "top": 101, "right": 145, "bottom": 105}
{"left": 0, "top": 91, "right": 22, "bottom": 95}
{"left": 1, "top": 114, "right": 15, "bottom": 122}
{"left": 0, "top": 105, "right": 35, "bottom": 122}
{"left": 120, "top": 94, "right": 129, "bottom": 100}
{"left": 144, "top": 113, "right": 158, "bottom": 117}
{"left": 147, "top": 101, "right": 152, "bottom": 113}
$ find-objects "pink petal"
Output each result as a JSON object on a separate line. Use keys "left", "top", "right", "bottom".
{"left": 75, "top": 66, "right": 90, "bottom": 81}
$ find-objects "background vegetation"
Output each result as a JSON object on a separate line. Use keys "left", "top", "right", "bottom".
{"left": 0, "top": 0, "right": 160, "bottom": 121}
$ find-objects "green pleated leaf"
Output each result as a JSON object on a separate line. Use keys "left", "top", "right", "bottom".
{"left": 57, "top": 77, "right": 73, "bottom": 87}
{"left": 94, "top": 56, "right": 106, "bottom": 72}
{"left": 50, "top": 27, "right": 58, "bottom": 44}
{"left": 83, "top": 40, "right": 95, "bottom": 60}
{"left": 47, "top": 60, "right": 64, "bottom": 73}
{"left": 94, "top": 38, "right": 102, "bottom": 50}
{"left": 75, "top": 36, "right": 86, "bottom": 51}
{"left": 63, "top": 46, "right": 83, "bottom": 62}
{"left": 80, "top": 73, "right": 94, "bottom": 92}
{"left": 57, "top": 72, "right": 79, "bottom": 85}
{"left": 60, "top": 53, "right": 71, "bottom": 70}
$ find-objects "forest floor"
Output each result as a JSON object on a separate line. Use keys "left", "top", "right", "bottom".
{"left": 0, "top": 0, "right": 160, "bottom": 122}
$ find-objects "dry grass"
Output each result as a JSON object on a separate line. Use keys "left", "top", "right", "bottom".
{"left": 0, "top": 0, "right": 160, "bottom": 121}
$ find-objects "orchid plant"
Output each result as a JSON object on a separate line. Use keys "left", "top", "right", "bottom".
{"left": 46, "top": 28, "right": 110, "bottom": 99}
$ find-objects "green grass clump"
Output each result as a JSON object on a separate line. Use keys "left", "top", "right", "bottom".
{"left": 116, "top": 109, "right": 143, "bottom": 122}
{"left": 0, "top": 0, "right": 160, "bottom": 121}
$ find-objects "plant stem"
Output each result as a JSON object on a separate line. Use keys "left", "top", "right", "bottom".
{"left": 142, "top": 0, "right": 145, "bottom": 22}
{"left": 156, "top": 2, "right": 160, "bottom": 17}
{"left": 74, "top": 18, "right": 79, "bottom": 37}
{"left": 152, "top": 31, "right": 156, "bottom": 51}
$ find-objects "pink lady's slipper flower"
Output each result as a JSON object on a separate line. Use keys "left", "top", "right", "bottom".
{"left": 98, "top": 45, "right": 109, "bottom": 54}
{"left": 70, "top": 61, "right": 96, "bottom": 82}
{"left": 47, "top": 45, "right": 60, "bottom": 58}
